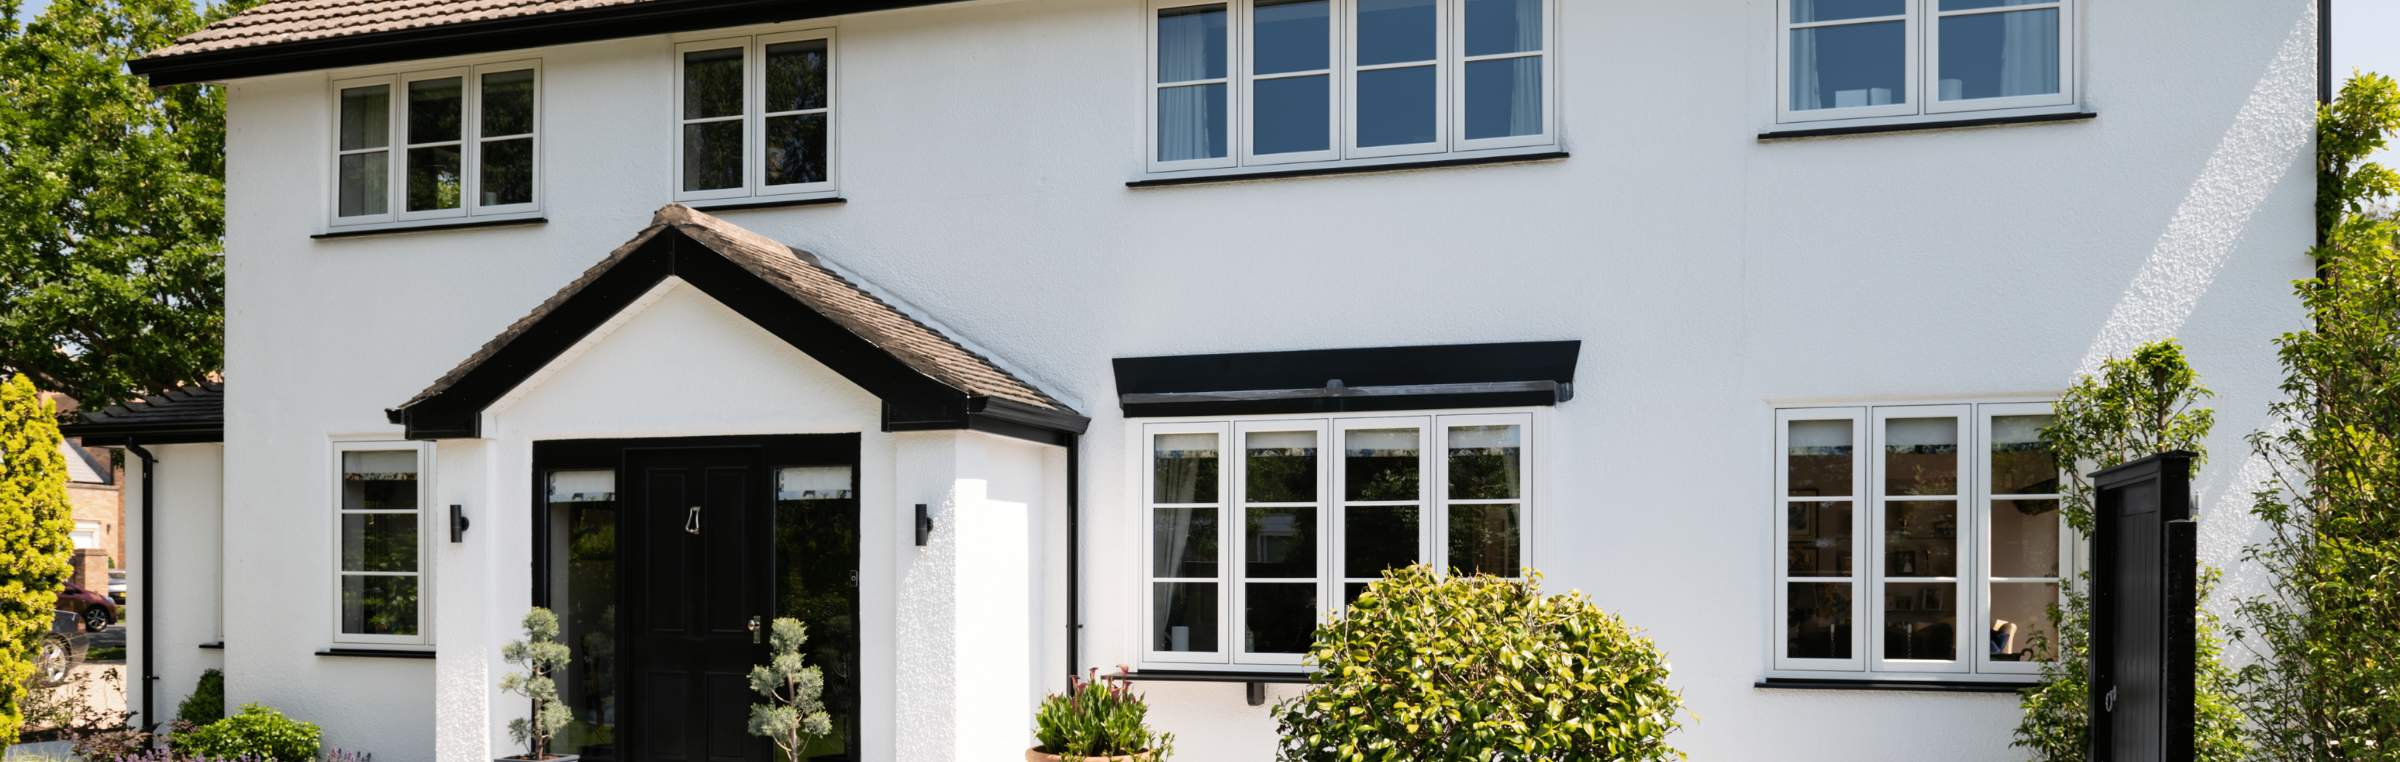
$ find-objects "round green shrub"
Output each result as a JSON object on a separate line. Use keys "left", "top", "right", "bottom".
{"left": 1273, "top": 566, "right": 1686, "bottom": 762}
{"left": 182, "top": 703, "right": 322, "bottom": 762}
{"left": 177, "top": 668, "right": 226, "bottom": 728}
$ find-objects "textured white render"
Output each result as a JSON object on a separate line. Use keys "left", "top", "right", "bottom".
{"left": 127, "top": 444, "right": 226, "bottom": 730}
{"left": 205, "top": 0, "right": 2318, "bottom": 759}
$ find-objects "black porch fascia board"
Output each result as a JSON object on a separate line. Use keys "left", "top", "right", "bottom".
{"left": 392, "top": 227, "right": 1010, "bottom": 440}
{"left": 59, "top": 422, "right": 225, "bottom": 445}
{"left": 129, "top": 0, "right": 970, "bottom": 86}
{"left": 1113, "top": 340, "right": 1579, "bottom": 417}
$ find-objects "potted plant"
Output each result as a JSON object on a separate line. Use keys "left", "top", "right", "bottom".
{"left": 1028, "top": 667, "right": 1173, "bottom": 762}
{"left": 745, "top": 617, "right": 833, "bottom": 761}
{"left": 498, "top": 608, "right": 576, "bottom": 762}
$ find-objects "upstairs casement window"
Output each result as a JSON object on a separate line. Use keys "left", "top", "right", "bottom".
{"left": 1777, "top": 0, "right": 2073, "bottom": 125}
{"left": 333, "top": 62, "right": 539, "bottom": 226}
{"left": 333, "top": 441, "right": 433, "bottom": 647}
{"left": 1146, "top": 0, "right": 1553, "bottom": 174}
{"left": 1774, "top": 402, "right": 2063, "bottom": 679}
{"left": 1143, "top": 412, "right": 1531, "bottom": 671}
{"left": 675, "top": 30, "right": 837, "bottom": 204}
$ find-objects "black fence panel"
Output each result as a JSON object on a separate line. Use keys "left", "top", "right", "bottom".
{"left": 2088, "top": 451, "right": 2198, "bottom": 762}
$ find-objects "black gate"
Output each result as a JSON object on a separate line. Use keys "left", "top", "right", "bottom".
{"left": 2088, "top": 451, "right": 2199, "bottom": 762}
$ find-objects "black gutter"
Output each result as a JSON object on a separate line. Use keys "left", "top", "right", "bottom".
{"left": 1064, "top": 432, "right": 1080, "bottom": 681}
{"left": 125, "top": 443, "right": 157, "bottom": 735}
{"left": 2320, "top": 0, "right": 2333, "bottom": 106}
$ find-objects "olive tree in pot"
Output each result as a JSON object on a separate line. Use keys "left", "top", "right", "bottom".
{"left": 499, "top": 607, "right": 576, "bottom": 762}
{"left": 1027, "top": 667, "right": 1174, "bottom": 762}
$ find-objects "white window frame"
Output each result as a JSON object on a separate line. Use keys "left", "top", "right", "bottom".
{"left": 1144, "top": 0, "right": 1556, "bottom": 177}
{"left": 672, "top": 30, "right": 840, "bottom": 205}
{"left": 1135, "top": 408, "right": 1536, "bottom": 674}
{"left": 1769, "top": 400, "right": 2071, "bottom": 682}
{"left": 328, "top": 60, "right": 543, "bottom": 229}
{"left": 1773, "top": 0, "right": 2075, "bottom": 126}
{"left": 331, "top": 440, "right": 434, "bottom": 647}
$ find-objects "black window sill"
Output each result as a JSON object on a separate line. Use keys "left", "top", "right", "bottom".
{"left": 198, "top": 642, "right": 223, "bottom": 649}
{"left": 1758, "top": 111, "right": 2095, "bottom": 141}
{"left": 315, "top": 648, "right": 435, "bottom": 659}
{"left": 686, "top": 196, "right": 847, "bottom": 213}
{"left": 1128, "top": 151, "right": 1568, "bottom": 188}
{"left": 313, "top": 217, "right": 547, "bottom": 239}
{"left": 1110, "top": 669, "right": 1312, "bottom": 684}
{"left": 1755, "top": 678, "right": 2033, "bottom": 694}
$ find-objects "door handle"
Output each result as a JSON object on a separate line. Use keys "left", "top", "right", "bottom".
{"left": 686, "top": 506, "right": 702, "bottom": 535}
{"left": 749, "top": 617, "right": 762, "bottom": 644}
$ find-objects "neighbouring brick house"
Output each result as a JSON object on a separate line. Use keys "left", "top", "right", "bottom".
{"left": 44, "top": 392, "right": 127, "bottom": 595}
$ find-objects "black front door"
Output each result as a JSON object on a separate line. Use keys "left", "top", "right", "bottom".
{"left": 625, "top": 446, "right": 772, "bottom": 762}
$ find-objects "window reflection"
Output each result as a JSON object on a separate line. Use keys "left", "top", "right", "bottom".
{"left": 546, "top": 470, "right": 617, "bottom": 761}
{"left": 775, "top": 466, "right": 858, "bottom": 761}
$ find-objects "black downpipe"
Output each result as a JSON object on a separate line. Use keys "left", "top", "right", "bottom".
{"left": 125, "top": 443, "right": 157, "bottom": 734}
{"left": 1064, "top": 433, "right": 1081, "bottom": 681}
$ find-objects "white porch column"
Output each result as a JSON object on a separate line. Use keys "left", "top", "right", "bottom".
{"left": 893, "top": 430, "right": 1048, "bottom": 762}
{"left": 433, "top": 438, "right": 501, "bottom": 762}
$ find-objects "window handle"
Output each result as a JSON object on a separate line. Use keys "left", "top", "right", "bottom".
{"left": 686, "top": 505, "right": 702, "bottom": 535}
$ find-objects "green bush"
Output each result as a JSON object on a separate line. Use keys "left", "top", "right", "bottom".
{"left": 180, "top": 703, "right": 320, "bottom": 762}
{"left": 1273, "top": 566, "right": 1685, "bottom": 762}
{"left": 0, "top": 375, "right": 78, "bottom": 747}
{"left": 176, "top": 669, "right": 225, "bottom": 728}
{"left": 1033, "top": 668, "right": 1173, "bottom": 760}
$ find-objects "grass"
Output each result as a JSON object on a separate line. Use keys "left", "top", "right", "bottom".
{"left": 87, "top": 647, "right": 124, "bottom": 661}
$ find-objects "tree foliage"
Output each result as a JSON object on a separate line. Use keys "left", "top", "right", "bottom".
{"left": 745, "top": 617, "right": 832, "bottom": 762}
{"left": 2236, "top": 70, "right": 2400, "bottom": 762}
{"left": 0, "top": 374, "right": 75, "bottom": 746}
{"left": 1272, "top": 566, "right": 1683, "bottom": 762}
{"left": 500, "top": 608, "right": 574, "bottom": 759}
{"left": 0, "top": 0, "right": 255, "bottom": 408}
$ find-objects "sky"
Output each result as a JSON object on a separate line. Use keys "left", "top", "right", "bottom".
{"left": 2333, "top": 2, "right": 2400, "bottom": 165}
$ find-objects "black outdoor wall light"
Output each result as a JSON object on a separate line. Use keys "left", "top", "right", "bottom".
{"left": 450, "top": 504, "right": 470, "bottom": 543}
{"left": 915, "top": 503, "right": 933, "bottom": 546}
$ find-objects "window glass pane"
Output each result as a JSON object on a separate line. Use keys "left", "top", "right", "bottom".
{"left": 1791, "top": 0, "right": 1902, "bottom": 22}
{"left": 1787, "top": 419, "right": 1853, "bottom": 497}
{"left": 1787, "top": 501, "right": 1852, "bottom": 577}
{"left": 1246, "top": 431, "right": 1317, "bottom": 502}
{"left": 480, "top": 69, "right": 535, "bottom": 136}
{"left": 1884, "top": 500, "right": 1957, "bottom": 577}
{"left": 1244, "top": 583, "right": 1317, "bottom": 653}
{"left": 407, "top": 77, "right": 462, "bottom": 145}
{"left": 339, "top": 85, "right": 390, "bottom": 151}
{"left": 1245, "top": 506, "right": 1316, "bottom": 578}
{"left": 406, "top": 145, "right": 462, "bottom": 211}
{"left": 1992, "top": 499, "right": 2060, "bottom": 577}
{"left": 338, "top": 152, "right": 388, "bottom": 217}
{"left": 684, "top": 48, "right": 745, "bottom": 119}
{"left": 1447, "top": 425, "right": 1520, "bottom": 500}
{"left": 1154, "top": 433, "right": 1220, "bottom": 503}
{"left": 1884, "top": 417, "right": 1957, "bottom": 495}
{"left": 1345, "top": 428, "right": 1419, "bottom": 501}
{"left": 341, "top": 513, "right": 418, "bottom": 572}
{"left": 1937, "top": 8, "right": 2057, "bottom": 101}
{"left": 1344, "top": 505, "right": 1418, "bottom": 577}
{"left": 480, "top": 137, "right": 534, "bottom": 206}
{"left": 765, "top": 114, "right": 828, "bottom": 186}
{"left": 1157, "top": 83, "right": 1228, "bottom": 161}
{"left": 1447, "top": 503, "right": 1518, "bottom": 576}
{"left": 1157, "top": 4, "right": 1227, "bottom": 82}
{"left": 1154, "top": 507, "right": 1219, "bottom": 578}
{"left": 341, "top": 576, "right": 419, "bottom": 635}
{"left": 1254, "top": 0, "right": 1328, "bottom": 75}
{"left": 682, "top": 120, "right": 744, "bottom": 191}
{"left": 1990, "top": 582, "right": 2059, "bottom": 661}
{"left": 765, "top": 39, "right": 830, "bottom": 113}
{"left": 1464, "top": 0, "right": 1540, "bottom": 56}
{"left": 546, "top": 470, "right": 617, "bottom": 758}
{"left": 1991, "top": 414, "right": 2058, "bottom": 494}
{"left": 1786, "top": 581, "right": 1853, "bottom": 659}
{"left": 1255, "top": 75, "right": 1330, "bottom": 155}
{"left": 773, "top": 466, "right": 859, "bottom": 761}
{"left": 1152, "top": 582, "right": 1218, "bottom": 651}
{"left": 1883, "top": 581, "right": 1956, "bottom": 661}
{"left": 1357, "top": 0, "right": 1435, "bottom": 65}
{"left": 342, "top": 451, "right": 419, "bottom": 510}
{"left": 1939, "top": 0, "right": 2048, "bottom": 10}
{"left": 1789, "top": 21, "right": 1905, "bottom": 111}
{"left": 1463, "top": 56, "right": 1540, "bottom": 139}
{"left": 775, "top": 466, "right": 851, "bottom": 500}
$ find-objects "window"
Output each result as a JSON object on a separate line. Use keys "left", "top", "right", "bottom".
{"left": 1776, "top": 0, "right": 2071, "bottom": 125}
{"left": 1146, "top": 0, "right": 1552, "bottom": 174}
{"left": 1143, "top": 411, "right": 1531, "bottom": 670}
{"left": 332, "top": 62, "right": 540, "bottom": 226}
{"left": 335, "top": 442, "right": 431, "bottom": 645}
{"left": 675, "top": 30, "right": 837, "bottom": 203}
{"left": 1774, "top": 402, "right": 2063, "bottom": 678}
{"left": 70, "top": 521, "right": 99, "bottom": 550}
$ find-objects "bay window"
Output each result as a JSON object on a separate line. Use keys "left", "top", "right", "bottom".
{"left": 1143, "top": 412, "right": 1532, "bottom": 671}
{"left": 1777, "top": 0, "right": 2073, "bottom": 125}
{"left": 332, "top": 62, "right": 540, "bottom": 227}
{"left": 334, "top": 441, "right": 432, "bottom": 646}
{"left": 675, "top": 30, "right": 838, "bottom": 203}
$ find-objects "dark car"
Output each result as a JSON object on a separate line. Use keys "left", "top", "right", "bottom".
{"left": 57, "top": 581, "right": 115, "bottom": 632}
{"left": 33, "top": 610, "right": 87, "bottom": 686}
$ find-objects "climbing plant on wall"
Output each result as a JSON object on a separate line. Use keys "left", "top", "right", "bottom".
{"left": 0, "top": 374, "right": 78, "bottom": 745}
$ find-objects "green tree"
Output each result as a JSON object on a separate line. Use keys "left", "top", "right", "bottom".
{"left": 746, "top": 618, "right": 832, "bottom": 762}
{"left": 2236, "top": 70, "right": 2400, "bottom": 762}
{"left": 501, "top": 608, "right": 574, "bottom": 760}
{"left": 0, "top": 0, "right": 257, "bottom": 409}
{"left": 0, "top": 374, "right": 76, "bottom": 745}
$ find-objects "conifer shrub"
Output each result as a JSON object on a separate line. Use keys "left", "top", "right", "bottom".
{"left": 177, "top": 669, "right": 226, "bottom": 728}
{"left": 0, "top": 375, "right": 78, "bottom": 746}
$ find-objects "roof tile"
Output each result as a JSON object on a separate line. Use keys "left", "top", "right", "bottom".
{"left": 144, "top": 0, "right": 647, "bottom": 59}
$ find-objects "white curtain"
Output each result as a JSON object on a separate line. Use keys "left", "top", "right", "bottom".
{"left": 1507, "top": 0, "right": 1541, "bottom": 136}
{"left": 1157, "top": 7, "right": 1223, "bottom": 161}
{"left": 1791, "top": 1, "right": 1822, "bottom": 111}
{"left": 549, "top": 470, "right": 616, "bottom": 503}
{"left": 777, "top": 466, "right": 853, "bottom": 500}
{"left": 1997, "top": 8, "right": 2058, "bottom": 97}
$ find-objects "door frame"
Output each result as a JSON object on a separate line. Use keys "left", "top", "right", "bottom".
{"left": 532, "top": 433, "right": 863, "bottom": 762}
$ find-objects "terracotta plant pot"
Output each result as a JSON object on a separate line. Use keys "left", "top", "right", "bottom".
{"left": 1024, "top": 746, "right": 1154, "bottom": 762}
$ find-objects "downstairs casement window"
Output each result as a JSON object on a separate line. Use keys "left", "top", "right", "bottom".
{"left": 332, "top": 62, "right": 540, "bottom": 227}
{"left": 1774, "top": 402, "right": 2064, "bottom": 678}
{"left": 334, "top": 442, "right": 433, "bottom": 646}
{"left": 1144, "top": 412, "right": 1530, "bottom": 670}
{"left": 1777, "top": 0, "right": 2075, "bottom": 126}
{"left": 675, "top": 30, "right": 837, "bottom": 203}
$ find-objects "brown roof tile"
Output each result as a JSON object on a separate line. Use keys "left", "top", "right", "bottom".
{"left": 144, "top": 0, "right": 646, "bottom": 59}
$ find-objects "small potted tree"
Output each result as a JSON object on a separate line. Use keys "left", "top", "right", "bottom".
{"left": 747, "top": 617, "right": 833, "bottom": 761}
{"left": 1028, "top": 667, "right": 1173, "bottom": 762}
{"left": 499, "top": 607, "right": 576, "bottom": 762}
